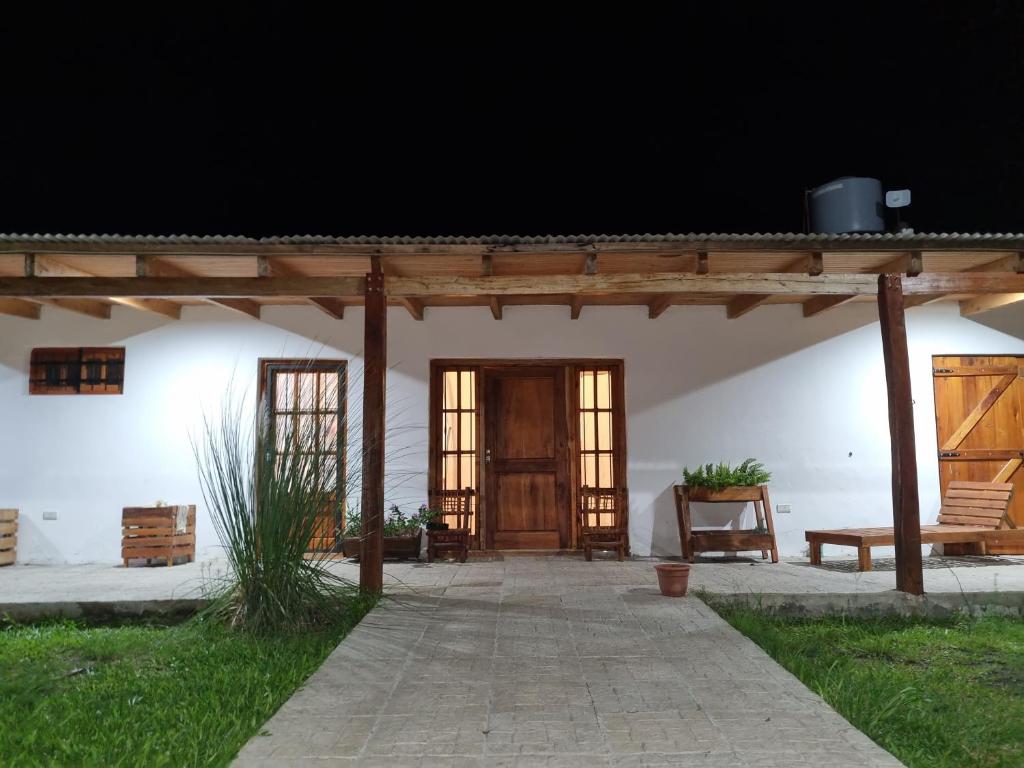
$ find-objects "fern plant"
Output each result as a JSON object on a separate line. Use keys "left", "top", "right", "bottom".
{"left": 682, "top": 458, "right": 771, "bottom": 490}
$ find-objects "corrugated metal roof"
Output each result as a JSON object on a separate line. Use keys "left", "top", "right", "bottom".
{"left": 1, "top": 231, "right": 1023, "bottom": 246}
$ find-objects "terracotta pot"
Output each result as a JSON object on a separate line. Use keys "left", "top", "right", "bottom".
{"left": 654, "top": 563, "right": 691, "bottom": 597}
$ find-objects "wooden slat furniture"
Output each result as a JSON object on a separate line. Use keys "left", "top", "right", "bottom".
{"left": 0, "top": 509, "right": 16, "bottom": 566}
{"left": 673, "top": 485, "right": 780, "bottom": 563}
{"left": 427, "top": 488, "right": 474, "bottom": 563}
{"left": 122, "top": 505, "right": 196, "bottom": 567}
{"left": 805, "top": 481, "right": 1020, "bottom": 571}
{"left": 578, "top": 487, "right": 629, "bottom": 561}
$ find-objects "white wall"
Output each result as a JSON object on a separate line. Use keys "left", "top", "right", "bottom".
{"left": 2, "top": 300, "right": 1022, "bottom": 563}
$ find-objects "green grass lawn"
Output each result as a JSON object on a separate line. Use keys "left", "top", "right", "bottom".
{"left": 715, "top": 608, "right": 1024, "bottom": 768}
{"left": 0, "top": 602, "right": 374, "bottom": 767}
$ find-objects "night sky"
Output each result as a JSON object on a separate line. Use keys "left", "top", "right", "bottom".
{"left": 2, "top": 4, "right": 1023, "bottom": 237}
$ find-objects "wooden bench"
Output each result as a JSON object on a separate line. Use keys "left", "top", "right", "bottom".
{"left": 122, "top": 505, "right": 196, "bottom": 567}
{"left": 806, "top": 481, "right": 1020, "bottom": 571}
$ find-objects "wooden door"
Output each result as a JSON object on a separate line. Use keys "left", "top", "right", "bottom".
{"left": 933, "top": 355, "right": 1024, "bottom": 553}
{"left": 484, "top": 367, "right": 570, "bottom": 549}
{"left": 260, "top": 360, "right": 347, "bottom": 553}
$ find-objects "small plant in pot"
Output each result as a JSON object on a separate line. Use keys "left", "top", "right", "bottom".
{"left": 421, "top": 503, "right": 448, "bottom": 531}
{"left": 682, "top": 458, "right": 771, "bottom": 495}
{"left": 341, "top": 504, "right": 428, "bottom": 560}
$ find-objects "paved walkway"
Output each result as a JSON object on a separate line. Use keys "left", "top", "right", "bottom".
{"left": 233, "top": 559, "right": 903, "bottom": 767}
{"left": 4, "top": 553, "right": 1024, "bottom": 607}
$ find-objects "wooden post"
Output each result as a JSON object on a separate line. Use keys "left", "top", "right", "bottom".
{"left": 359, "top": 257, "right": 386, "bottom": 594}
{"left": 877, "top": 274, "right": 924, "bottom": 595}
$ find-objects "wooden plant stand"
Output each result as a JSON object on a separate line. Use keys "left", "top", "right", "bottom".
{"left": 0, "top": 509, "right": 16, "bottom": 566}
{"left": 673, "top": 485, "right": 779, "bottom": 563}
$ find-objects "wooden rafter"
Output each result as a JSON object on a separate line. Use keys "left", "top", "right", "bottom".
{"left": 727, "top": 253, "right": 823, "bottom": 318}
{"left": 570, "top": 297, "right": 583, "bottom": 319}
{"left": 212, "top": 299, "right": 261, "bottom": 318}
{"left": 878, "top": 251, "right": 923, "bottom": 276}
{"left": 0, "top": 298, "right": 40, "bottom": 319}
{"left": 42, "top": 299, "right": 112, "bottom": 319}
{"left": 648, "top": 295, "right": 673, "bottom": 319}
{"left": 308, "top": 297, "right": 346, "bottom": 319}
{"left": 397, "top": 297, "right": 425, "bottom": 321}
{"left": 110, "top": 298, "right": 182, "bottom": 319}
{"left": 960, "top": 293, "right": 1024, "bottom": 317}
{"left": 803, "top": 295, "right": 858, "bottom": 317}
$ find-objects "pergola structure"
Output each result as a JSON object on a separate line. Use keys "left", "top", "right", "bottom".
{"left": 3, "top": 231, "right": 1024, "bottom": 594}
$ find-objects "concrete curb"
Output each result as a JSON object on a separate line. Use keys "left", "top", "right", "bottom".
{"left": 701, "top": 590, "right": 1024, "bottom": 618}
{"left": 0, "top": 598, "right": 208, "bottom": 622}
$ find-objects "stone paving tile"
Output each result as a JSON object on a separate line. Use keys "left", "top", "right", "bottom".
{"left": 233, "top": 558, "right": 904, "bottom": 767}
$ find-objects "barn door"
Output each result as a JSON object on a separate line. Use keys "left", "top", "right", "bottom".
{"left": 933, "top": 355, "right": 1024, "bottom": 553}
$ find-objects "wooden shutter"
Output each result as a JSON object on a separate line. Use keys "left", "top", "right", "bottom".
{"left": 933, "top": 355, "right": 1024, "bottom": 553}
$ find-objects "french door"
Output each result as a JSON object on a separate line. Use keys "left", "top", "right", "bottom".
{"left": 429, "top": 360, "right": 627, "bottom": 551}
{"left": 259, "top": 359, "right": 347, "bottom": 552}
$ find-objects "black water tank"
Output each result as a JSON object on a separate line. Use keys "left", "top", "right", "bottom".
{"left": 809, "top": 177, "right": 885, "bottom": 233}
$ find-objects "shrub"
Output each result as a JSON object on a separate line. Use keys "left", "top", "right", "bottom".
{"left": 192, "top": 390, "right": 357, "bottom": 633}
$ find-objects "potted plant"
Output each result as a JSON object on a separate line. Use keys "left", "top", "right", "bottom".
{"left": 421, "top": 502, "right": 448, "bottom": 531}
{"left": 673, "top": 458, "right": 779, "bottom": 564}
{"left": 341, "top": 504, "right": 427, "bottom": 560}
{"left": 681, "top": 459, "right": 771, "bottom": 502}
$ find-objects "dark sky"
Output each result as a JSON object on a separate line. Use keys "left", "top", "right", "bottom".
{"left": 2, "top": 4, "right": 1023, "bottom": 237}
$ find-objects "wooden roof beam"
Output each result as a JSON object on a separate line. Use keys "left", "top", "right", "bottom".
{"left": 971, "top": 251, "right": 1024, "bottom": 273}
{"left": 42, "top": 299, "right": 112, "bottom": 319}
{"left": 489, "top": 297, "right": 502, "bottom": 320}
{"left": 648, "top": 295, "right": 673, "bottom": 319}
{"left": 308, "top": 297, "right": 346, "bottom": 319}
{"left": 0, "top": 298, "right": 40, "bottom": 319}
{"left": 960, "top": 293, "right": 1024, "bottom": 317}
{"left": 2, "top": 272, "right": 1023, "bottom": 300}
{"left": 110, "top": 298, "right": 182, "bottom": 319}
{"left": 727, "top": 253, "right": 824, "bottom": 318}
{"left": 397, "top": 297, "right": 424, "bottom": 320}
{"left": 877, "top": 251, "right": 923, "bottom": 276}
{"left": 0, "top": 276, "right": 366, "bottom": 298}
{"left": 570, "top": 297, "right": 583, "bottom": 319}
{"left": 803, "top": 295, "right": 857, "bottom": 317}
{"left": 211, "top": 299, "right": 261, "bottom": 319}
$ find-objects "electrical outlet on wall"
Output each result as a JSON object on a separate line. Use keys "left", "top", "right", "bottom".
{"left": 42, "top": 510, "right": 58, "bottom": 520}
{"left": 777, "top": 504, "right": 791, "bottom": 514}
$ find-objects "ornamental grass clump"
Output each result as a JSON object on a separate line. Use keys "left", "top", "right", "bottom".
{"left": 682, "top": 458, "right": 771, "bottom": 490}
{"left": 193, "top": 393, "right": 356, "bottom": 633}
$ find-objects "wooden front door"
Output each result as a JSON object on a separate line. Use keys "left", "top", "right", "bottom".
{"left": 484, "top": 367, "right": 571, "bottom": 549}
{"left": 933, "top": 355, "right": 1024, "bottom": 553}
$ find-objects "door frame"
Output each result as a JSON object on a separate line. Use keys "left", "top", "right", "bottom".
{"left": 258, "top": 358, "right": 349, "bottom": 553}
{"left": 931, "top": 353, "right": 1024, "bottom": 552}
{"left": 429, "top": 358, "right": 628, "bottom": 550}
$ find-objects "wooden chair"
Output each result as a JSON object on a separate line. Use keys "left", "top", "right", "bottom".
{"left": 805, "top": 481, "right": 1022, "bottom": 571}
{"left": 122, "top": 505, "right": 196, "bottom": 567}
{"left": 579, "top": 487, "right": 629, "bottom": 561}
{"left": 426, "top": 488, "right": 474, "bottom": 563}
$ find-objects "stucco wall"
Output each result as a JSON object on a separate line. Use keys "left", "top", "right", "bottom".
{"left": 2, "top": 300, "right": 1022, "bottom": 564}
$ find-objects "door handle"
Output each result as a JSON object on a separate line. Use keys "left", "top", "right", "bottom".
{"left": 485, "top": 449, "right": 492, "bottom": 464}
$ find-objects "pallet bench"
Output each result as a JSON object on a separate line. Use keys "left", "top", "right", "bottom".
{"left": 806, "top": 481, "right": 1021, "bottom": 571}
